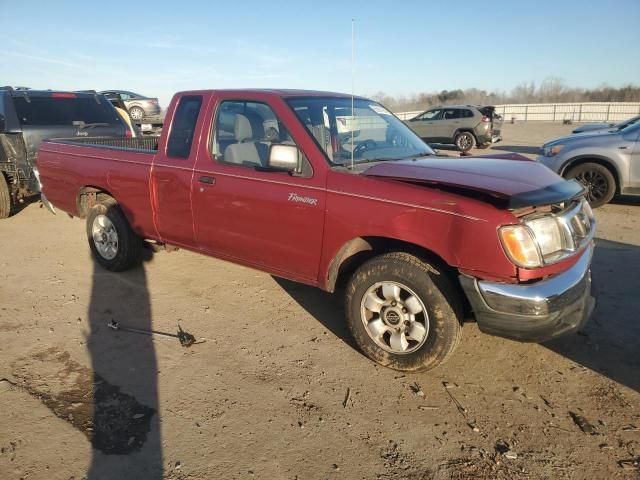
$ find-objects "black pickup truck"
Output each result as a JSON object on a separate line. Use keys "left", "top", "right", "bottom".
{"left": 0, "top": 87, "right": 130, "bottom": 218}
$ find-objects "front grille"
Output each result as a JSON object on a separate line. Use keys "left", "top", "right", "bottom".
{"left": 557, "top": 199, "right": 595, "bottom": 254}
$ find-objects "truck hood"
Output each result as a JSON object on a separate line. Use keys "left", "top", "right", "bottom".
{"left": 362, "top": 156, "right": 585, "bottom": 209}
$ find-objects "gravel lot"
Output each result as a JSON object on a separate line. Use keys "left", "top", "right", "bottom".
{"left": 1, "top": 122, "right": 639, "bottom": 480}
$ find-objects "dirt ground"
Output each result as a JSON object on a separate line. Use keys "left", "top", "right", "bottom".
{"left": 1, "top": 122, "right": 639, "bottom": 480}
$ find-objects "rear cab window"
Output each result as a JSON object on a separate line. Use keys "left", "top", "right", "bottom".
{"left": 166, "top": 95, "right": 203, "bottom": 158}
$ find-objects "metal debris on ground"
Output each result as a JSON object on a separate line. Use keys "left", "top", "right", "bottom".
{"left": 409, "top": 382, "right": 424, "bottom": 397}
{"left": 342, "top": 387, "right": 351, "bottom": 408}
{"left": 106, "top": 320, "right": 199, "bottom": 348}
{"left": 618, "top": 458, "right": 639, "bottom": 470}
{"left": 569, "top": 411, "right": 597, "bottom": 435}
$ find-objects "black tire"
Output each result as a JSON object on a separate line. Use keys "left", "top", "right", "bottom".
{"left": 565, "top": 162, "right": 616, "bottom": 208}
{"left": 454, "top": 131, "right": 476, "bottom": 152}
{"left": 0, "top": 173, "right": 12, "bottom": 219}
{"left": 345, "top": 252, "right": 463, "bottom": 372}
{"left": 86, "top": 197, "right": 143, "bottom": 271}
{"left": 128, "top": 106, "right": 144, "bottom": 121}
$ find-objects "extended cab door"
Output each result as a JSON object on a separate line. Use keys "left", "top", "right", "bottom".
{"left": 150, "top": 94, "right": 205, "bottom": 246}
{"left": 191, "top": 96, "right": 326, "bottom": 283}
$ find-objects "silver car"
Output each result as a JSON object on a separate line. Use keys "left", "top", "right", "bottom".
{"left": 537, "top": 122, "right": 640, "bottom": 207}
{"left": 98, "top": 90, "right": 161, "bottom": 120}
{"left": 572, "top": 115, "right": 640, "bottom": 134}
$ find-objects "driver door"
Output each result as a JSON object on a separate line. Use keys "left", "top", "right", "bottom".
{"left": 408, "top": 109, "right": 441, "bottom": 141}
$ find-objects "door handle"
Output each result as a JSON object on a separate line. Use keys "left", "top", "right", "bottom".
{"left": 619, "top": 146, "right": 628, "bottom": 150}
{"left": 199, "top": 175, "right": 215, "bottom": 185}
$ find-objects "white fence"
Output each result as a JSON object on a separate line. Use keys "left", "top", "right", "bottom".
{"left": 395, "top": 102, "right": 640, "bottom": 122}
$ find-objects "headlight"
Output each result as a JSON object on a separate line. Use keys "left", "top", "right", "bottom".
{"left": 499, "top": 225, "right": 541, "bottom": 268}
{"left": 542, "top": 144, "right": 564, "bottom": 157}
{"left": 499, "top": 200, "right": 595, "bottom": 268}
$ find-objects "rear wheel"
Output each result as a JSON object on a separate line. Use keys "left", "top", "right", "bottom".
{"left": 454, "top": 132, "right": 476, "bottom": 152}
{"left": 345, "top": 252, "right": 462, "bottom": 371}
{"left": 86, "top": 198, "right": 143, "bottom": 271}
{"left": 129, "top": 106, "right": 144, "bottom": 120}
{"left": 565, "top": 162, "right": 615, "bottom": 208}
{"left": 0, "top": 173, "right": 12, "bottom": 219}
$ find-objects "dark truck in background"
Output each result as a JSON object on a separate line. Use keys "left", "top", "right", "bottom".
{"left": 0, "top": 87, "right": 130, "bottom": 218}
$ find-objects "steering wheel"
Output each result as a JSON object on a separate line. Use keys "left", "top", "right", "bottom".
{"left": 353, "top": 140, "right": 377, "bottom": 157}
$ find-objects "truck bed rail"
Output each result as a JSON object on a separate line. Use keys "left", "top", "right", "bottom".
{"left": 47, "top": 136, "right": 159, "bottom": 152}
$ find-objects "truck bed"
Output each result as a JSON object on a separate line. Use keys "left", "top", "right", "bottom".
{"left": 49, "top": 136, "right": 159, "bottom": 152}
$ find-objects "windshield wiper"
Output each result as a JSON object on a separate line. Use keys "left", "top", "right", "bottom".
{"left": 354, "top": 152, "right": 433, "bottom": 164}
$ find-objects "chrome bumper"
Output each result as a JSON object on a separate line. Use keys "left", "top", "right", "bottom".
{"left": 459, "top": 244, "right": 595, "bottom": 342}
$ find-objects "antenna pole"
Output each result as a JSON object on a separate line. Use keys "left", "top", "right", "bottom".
{"left": 351, "top": 18, "right": 355, "bottom": 170}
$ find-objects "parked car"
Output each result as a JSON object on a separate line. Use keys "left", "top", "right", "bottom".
{"left": 538, "top": 122, "right": 640, "bottom": 207}
{"left": 98, "top": 90, "right": 161, "bottom": 120}
{"left": 404, "top": 105, "right": 502, "bottom": 152}
{"left": 38, "top": 89, "right": 595, "bottom": 372}
{"left": 572, "top": 115, "right": 640, "bottom": 135}
{"left": 102, "top": 92, "right": 139, "bottom": 137}
{"left": 0, "top": 86, "right": 130, "bottom": 218}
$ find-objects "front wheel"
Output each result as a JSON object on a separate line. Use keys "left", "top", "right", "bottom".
{"left": 86, "top": 198, "right": 143, "bottom": 271}
{"left": 565, "top": 162, "right": 615, "bottom": 208}
{"left": 454, "top": 132, "right": 476, "bottom": 152}
{"left": 345, "top": 252, "right": 462, "bottom": 371}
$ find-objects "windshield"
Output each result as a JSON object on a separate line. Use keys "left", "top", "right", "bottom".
{"left": 617, "top": 115, "right": 640, "bottom": 130}
{"left": 286, "top": 97, "right": 434, "bottom": 165}
{"left": 619, "top": 120, "right": 640, "bottom": 134}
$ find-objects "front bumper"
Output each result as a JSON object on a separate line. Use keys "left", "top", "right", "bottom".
{"left": 459, "top": 244, "right": 596, "bottom": 342}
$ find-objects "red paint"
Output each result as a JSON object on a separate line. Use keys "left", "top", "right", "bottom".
{"left": 37, "top": 89, "right": 584, "bottom": 289}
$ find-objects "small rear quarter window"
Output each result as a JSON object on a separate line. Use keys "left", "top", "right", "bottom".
{"left": 167, "top": 96, "right": 203, "bottom": 158}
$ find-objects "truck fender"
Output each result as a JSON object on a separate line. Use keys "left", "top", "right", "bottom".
{"left": 325, "top": 237, "right": 374, "bottom": 292}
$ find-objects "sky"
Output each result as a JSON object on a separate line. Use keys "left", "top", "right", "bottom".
{"left": 1, "top": 0, "right": 639, "bottom": 107}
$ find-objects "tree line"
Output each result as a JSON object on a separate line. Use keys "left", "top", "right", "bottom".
{"left": 371, "top": 78, "right": 640, "bottom": 112}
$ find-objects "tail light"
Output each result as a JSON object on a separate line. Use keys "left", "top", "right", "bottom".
{"left": 51, "top": 92, "right": 77, "bottom": 98}
{"left": 481, "top": 116, "right": 491, "bottom": 123}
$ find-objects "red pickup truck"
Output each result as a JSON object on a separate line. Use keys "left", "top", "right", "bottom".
{"left": 37, "top": 89, "right": 596, "bottom": 371}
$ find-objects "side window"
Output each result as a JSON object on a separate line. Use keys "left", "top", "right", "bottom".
{"left": 166, "top": 95, "right": 203, "bottom": 159}
{"left": 120, "top": 93, "right": 131, "bottom": 100}
{"left": 442, "top": 109, "right": 461, "bottom": 120}
{"left": 212, "top": 100, "right": 311, "bottom": 176}
{"left": 462, "top": 109, "right": 473, "bottom": 118}
{"left": 417, "top": 109, "right": 441, "bottom": 121}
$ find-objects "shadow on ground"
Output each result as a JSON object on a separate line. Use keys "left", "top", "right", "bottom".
{"left": 545, "top": 238, "right": 640, "bottom": 393}
{"left": 86, "top": 249, "right": 163, "bottom": 479}
{"left": 272, "top": 277, "right": 355, "bottom": 348}
{"left": 489, "top": 144, "right": 541, "bottom": 155}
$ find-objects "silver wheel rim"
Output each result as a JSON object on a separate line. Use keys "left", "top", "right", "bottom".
{"left": 92, "top": 214, "right": 118, "bottom": 260}
{"left": 130, "top": 108, "right": 143, "bottom": 120}
{"left": 360, "top": 281, "right": 429, "bottom": 354}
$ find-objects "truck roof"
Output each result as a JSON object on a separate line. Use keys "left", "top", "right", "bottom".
{"left": 174, "top": 88, "right": 368, "bottom": 100}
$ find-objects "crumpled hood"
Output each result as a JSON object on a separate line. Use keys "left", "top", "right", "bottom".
{"left": 362, "top": 155, "right": 585, "bottom": 208}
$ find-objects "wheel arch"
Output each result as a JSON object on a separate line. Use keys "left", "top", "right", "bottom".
{"left": 560, "top": 155, "right": 621, "bottom": 193}
{"left": 76, "top": 185, "right": 117, "bottom": 218}
{"left": 453, "top": 128, "right": 477, "bottom": 141}
{"left": 325, "top": 236, "right": 459, "bottom": 294}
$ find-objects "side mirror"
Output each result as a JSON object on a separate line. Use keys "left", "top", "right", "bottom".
{"left": 268, "top": 144, "right": 299, "bottom": 172}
